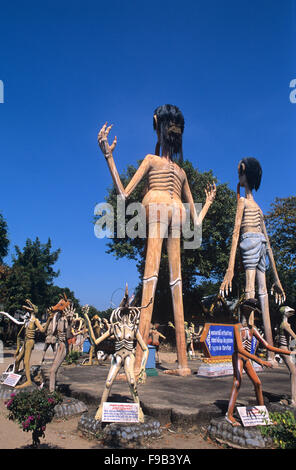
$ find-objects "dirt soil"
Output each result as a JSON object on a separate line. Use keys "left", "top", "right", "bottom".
{"left": 0, "top": 347, "right": 220, "bottom": 450}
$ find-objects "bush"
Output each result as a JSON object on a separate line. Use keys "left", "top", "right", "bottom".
{"left": 65, "top": 350, "right": 80, "bottom": 364}
{"left": 6, "top": 389, "right": 63, "bottom": 447}
{"left": 259, "top": 411, "right": 296, "bottom": 449}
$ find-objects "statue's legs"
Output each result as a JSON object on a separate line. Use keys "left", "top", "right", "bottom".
{"left": 163, "top": 223, "right": 190, "bottom": 375}
{"left": 124, "top": 354, "right": 144, "bottom": 422}
{"left": 245, "top": 269, "right": 256, "bottom": 299}
{"left": 244, "top": 358, "right": 264, "bottom": 405}
{"left": 49, "top": 342, "right": 67, "bottom": 392}
{"left": 134, "top": 220, "right": 166, "bottom": 373}
{"left": 16, "top": 339, "right": 35, "bottom": 388}
{"left": 245, "top": 269, "right": 274, "bottom": 362}
{"left": 41, "top": 342, "right": 51, "bottom": 364}
{"left": 256, "top": 269, "right": 275, "bottom": 361}
{"left": 95, "top": 354, "right": 122, "bottom": 420}
{"left": 226, "top": 354, "right": 243, "bottom": 426}
{"left": 281, "top": 353, "right": 296, "bottom": 406}
{"left": 14, "top": 345, "right": 25, "bottom": 373}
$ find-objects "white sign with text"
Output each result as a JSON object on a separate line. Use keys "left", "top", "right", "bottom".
{"left": 102, "top": 402, "right": 139, "bottom": 423}
{"left": 237, "top": 406, "right": 272, "bottom": 427}
{"left": 3, "top": 373, "right": 22, "bottom": 387}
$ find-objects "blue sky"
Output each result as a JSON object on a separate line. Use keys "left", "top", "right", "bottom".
{"left": 0, "top": 0, "right": 295, "bottom": 310}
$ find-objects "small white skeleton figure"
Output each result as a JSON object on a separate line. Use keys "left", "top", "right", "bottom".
{"left": 83, "top": 285, "right": 151, "bottom": 422}
{"left": 277, "top": 306, "right": 296, "bottom": 406}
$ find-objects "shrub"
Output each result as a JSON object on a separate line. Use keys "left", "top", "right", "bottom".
{"left": 259, "top": 411, "right": 296, "bottom": 449}
{"left": 65, "top": 350, "right": 80, "bottom": 364}
{"left": 6, "top": 389, "right": 63, "bottom": 447}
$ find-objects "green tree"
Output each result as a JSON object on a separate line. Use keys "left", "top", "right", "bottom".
{"left": 96, "top": 159, "right": 237, "bottom": 323}
{"left": 264, "top": 196, "right": 296, "bottom": 311}
{"left": 0, "top": 238, "right": 61, "bottom": 314}
{"left": 0, "top": 212, "right": 9, "bottom": 264}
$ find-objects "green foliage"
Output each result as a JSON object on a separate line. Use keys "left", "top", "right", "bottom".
{"left": 259, "top": 411, "right": 296, "bottom": 449}
{"left": 265, "top": 196, "right": 296, "bottom": 311}
{"left": 65, "top": 350, "right": 81, "bottom": 364}
{"left": 6, "top": 389, "right": 62, "bottom": 447}
{"left": 0, "top": 237, "right": 61, "bottom": 313}
{"left": 0, "top": 212, "right": 9, "bottom": 264}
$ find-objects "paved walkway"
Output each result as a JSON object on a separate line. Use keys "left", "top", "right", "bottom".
{"left": 1, "top": 346, "right": 293, "bottom": 426}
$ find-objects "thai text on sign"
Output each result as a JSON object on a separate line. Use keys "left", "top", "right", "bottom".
{"left": 102, "top": 402, "right": 139, "bottom": 423}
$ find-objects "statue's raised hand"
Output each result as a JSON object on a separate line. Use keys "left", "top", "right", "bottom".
{"left": 205, "top": 182, "right": 216, "bottom": 205}
{"left": 219, "top": 269, "right": 234, "bottom": 297}
{"left": 271, "top": 281, "right": 286, "bottom": 305}
{"left": 97, "top": 122, "right": 117, "bottom": 158}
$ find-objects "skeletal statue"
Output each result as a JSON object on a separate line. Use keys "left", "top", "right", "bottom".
{"left": 48, "top": 294, "right": 71, "bottom": 392}
{"left": 0, "top": 310, "right": 31, "bottom": 372}
{"left": 277, "top": 306, "right": 296, "bottom": 406}
{"left": 11, "top": 300, "right": 53, "bottom": 388}
{"left": 97, "top": 104, "right": 216, "bottom": 377}
{"left": 220, "top": 157, "right": 285, "bottom": 362}
{"left": 83, "top": 285, "right": 151, "bottom": 422}
{"left": 226, "top": 299, "right": 295, "bottom": 426}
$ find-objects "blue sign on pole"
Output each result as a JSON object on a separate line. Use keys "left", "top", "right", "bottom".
{"left": 204, "top": 324, "right": 258, "bottom": 358}
{"left": 205, "top": 325, "right": 234, "bottom": 357}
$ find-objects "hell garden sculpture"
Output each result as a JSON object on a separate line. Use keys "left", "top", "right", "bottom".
{"left": 48, "top": 295, "right": 72, "bottom": 392}
{"left": 148, "top": 323, "right": 166, "bottom": 364}
{"left": 82, "top": 286, "right": 151, "bottom": 422}
{"left": 220, "top": 157, "right": 285, "bottom": 360}
{"left": 97, "top": 104, "right": 216, "bottom": 376}
{"left": 226, "top": 299, "right": 295, "bottom": 426}
{"left": 11, "top": 300, "right": 54, "bottom": 388}
{"left": 276, "top": 306, "right": 296, "bottom": 406}
{"left": 40, "top": 312, "right": 58, "bottom": 364}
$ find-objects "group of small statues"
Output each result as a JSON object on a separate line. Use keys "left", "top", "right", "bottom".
{"left": 1, "top": 294, "right": 92, "bottom": 392}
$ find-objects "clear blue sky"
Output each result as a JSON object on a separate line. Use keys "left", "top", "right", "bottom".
{"left": 0, "top": 0, "right": 295, "bottom": 310}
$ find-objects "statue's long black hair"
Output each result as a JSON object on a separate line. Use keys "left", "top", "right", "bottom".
{"left": 239, "top": 157, "right": 262, "bottom": 191}
{"left": 153, "top": 104, "right": 185, "bottom": 162}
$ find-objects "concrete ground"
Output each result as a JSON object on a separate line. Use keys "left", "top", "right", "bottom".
{"left": 0, "top": 344, "right": 293, "bottom": 450}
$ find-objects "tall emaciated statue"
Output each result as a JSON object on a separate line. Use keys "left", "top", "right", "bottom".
{"left": 220, "top": 157, "right": 285, "bottom": 361}
{"left": 97, "top": 105, "right": 216, "bottom": 376}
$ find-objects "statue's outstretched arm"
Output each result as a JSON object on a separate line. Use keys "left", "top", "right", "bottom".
{"left": 262, "top": 220, "right": 285, "bottom": 304}
{"left": 0, "top": 311, "right": 25, "bottom": 325}
{"left": 182, "top": 175, "right": 216, "bottom": 226}
{"left": 220, "top": 197, "right": 245, "bottom": 296}
{"left": 253, "top": 326, "right": 291, "bottom": 356}
{"left": 35, "top": 308, "right": 54, "bottom": 333}
{"left": 98, "top": 123, "right": 151, "bottom": 200}
{"left": 83, "top": 306, "right": 111, "bottom": 346}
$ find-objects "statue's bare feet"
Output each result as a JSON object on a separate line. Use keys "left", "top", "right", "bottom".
{"left": 164, "top": 367, "right": 191, "bottom": 377}
{"left": 225, "top": 414, "right": 241, "bottom": 426}
{"left": 16, "top": 380, "right": 33, "bottom": 389}
{"left": 95, "top": 406, "right": 103, "bottom": 421}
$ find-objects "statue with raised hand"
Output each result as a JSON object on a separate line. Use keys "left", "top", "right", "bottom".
{"left": 97, "top": 105, "right": 216, "bottom": 377}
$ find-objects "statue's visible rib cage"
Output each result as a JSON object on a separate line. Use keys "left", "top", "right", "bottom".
{"left": 148, "top": 163, "right": 183, "bottom": 199}
{"left": 241, "top": 207, "right": 263, "bottom": 232}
